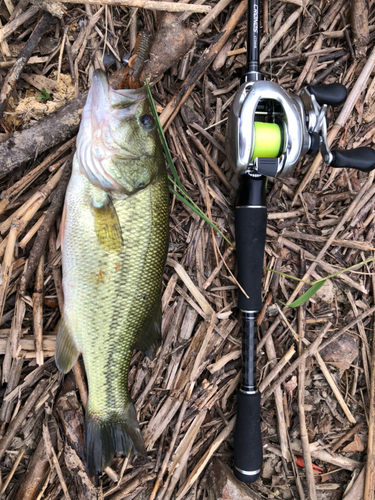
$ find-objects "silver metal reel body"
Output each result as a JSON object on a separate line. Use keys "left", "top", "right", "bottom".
{"left": 226, "top": 80, "right": 330, "bottom": 178}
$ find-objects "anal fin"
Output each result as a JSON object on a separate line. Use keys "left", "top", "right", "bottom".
{"left": 134, "top": 302, "right": 162, "bottom": 359}
{"left": 55, "top": 318, "right": 80, "bottom": 374}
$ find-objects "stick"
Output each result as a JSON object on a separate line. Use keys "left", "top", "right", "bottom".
{"left": 260, "top": 7, "right": 303, "bottom": 64}
{"left": 331, "top": 422, "right": 363, "bottom": 453}
{"left": 261, "top": 323, "right": 330, "bottom": 402}
{"left": 315, "top": 352, "right": 356, "bottom": 423}
{"left": 0, "top": 380, "right": 48, "bottom": 462}
{"left": 196, "top": 0, "right": 234, "bottom": 36}
{"left": 14, "top": 420, "right": 58, "bottom": 500}
{"left": 0, "top": 138, "right": 75, "bottom": 216}
{"left": 0, "top": 223, "right": 18, "bottom": 320}
{"left": 0, "top": 336, "right": 55, "bottom": 357}
{"left": 72, "top": 362, "right": 88, "bottom": 409}
{"left": 364, "top": 303, "right": 375, "bottom": 499}
{"left": 159, "top": 0, "right": 247, "bottom": 129}
{"left": 161, "top": 410, "right": 207, "bottom": 500}
{"left": 319, "top": 303, "right": 375, "bottom": 352}
{"left": 175, "top": 417, "right": 235, "bottom": 500}
{"left": 0, "top": 356, "right": 24, "bottom": 421}
{"left": 266, "top": 227, "right": 366, "bottom": 294}
{"left": 309, "top": 53, "right": 351, "bottom": 85}
{"left": 343, "top": 467, "right": 366, "bottom": 500}
{"left": 0, "top": 449, "right": 25, "bottom": 495}
{"left": 297, "top": 258, "right": 318, "bottom": 500}
{"left": 43, "top": 423, "right": 72, "bottom": 500}
{"left": 258, "top": 345, "right": 295, "bottom": 392}
{"left": 264, "top": 335, "right": 291, "bottom": 462}
{"left": 18, "top": 161, "right": 72, "bottom": 294}
{"left": 186, "top": 129, "right": 232, "bottom": 191}
{"left": 0, "top": 5, "right": 39, "bottom": 42}
{"left": 0, "top": 93, "right": 86, "bottom": 179}
{"left": 0, "top": 10, "right": 52, "bottom": 119}
{"left": 0, "top": 167, "right": 65, "bottom": 260}
{"left": 33, "top": 254, "right": 44, "bottom": 366}
{"left": 48, "top": 228, "right": 64, "bottom": 314}
{"left": 56, "top": 0, "right": 211, "bottom": 12}
{"left": 351, "top": 0, "right": 369, "bottom": 58}
{"left": 285, "top": 172, "right": 374, "bottom": 304}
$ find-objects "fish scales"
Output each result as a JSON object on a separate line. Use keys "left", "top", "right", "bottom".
{"left": 55, "top": 69, "right": 169, "bottom": 474}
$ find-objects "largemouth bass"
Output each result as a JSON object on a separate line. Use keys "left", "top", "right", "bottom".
{"left": 55, "top": 69, "right": 169, "bottom": 474}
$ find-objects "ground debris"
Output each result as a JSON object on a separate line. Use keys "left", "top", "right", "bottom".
{"left": 320, "top": 333, "right": 359, "bottom": 371}
{"left": 0, "top": 1, "right": 373, "bottom": 499}
{"left": 206, "top": 459, "right": 262, "bottom": 500}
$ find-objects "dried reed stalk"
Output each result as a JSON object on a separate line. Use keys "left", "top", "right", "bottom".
{"left": 57, "top": 0, "right": 211, "bottom": 12}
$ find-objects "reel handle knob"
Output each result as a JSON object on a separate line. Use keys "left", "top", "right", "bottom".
{"left": 308, "top": 83, "right": 347, "bottom": 107}
{"left": 331, "top": 148, "right": 375, "bottom": 172}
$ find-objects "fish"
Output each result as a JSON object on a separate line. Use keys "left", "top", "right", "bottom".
{"left": 55, "top": 69, "right": 169, "bottom": 475}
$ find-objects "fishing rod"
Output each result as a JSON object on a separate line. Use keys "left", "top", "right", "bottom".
{"left": 226, "top": 0, "right": 375, "bottom": 484}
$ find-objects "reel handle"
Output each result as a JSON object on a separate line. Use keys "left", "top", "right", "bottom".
{"left": 234, "top": 390, "right": 262, "bottom": 482}
{"left": 308, "top": 83, "right": 347, "bottom": 107}
{"left": 331, "top": 148, "right": 375, "bottom": 172}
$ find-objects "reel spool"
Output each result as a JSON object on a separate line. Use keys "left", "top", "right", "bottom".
{"left": 251, "top": 122, "right": 283, "bottom": 161}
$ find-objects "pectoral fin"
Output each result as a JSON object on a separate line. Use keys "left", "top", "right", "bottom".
{"left": 91, "top": 194, "right": 123, "bottom": 252}
{"left": 55, "top": 318, "right": 80, "bottom": 374}
{"left": 134, "top": 302, "right": 162, "bottom": 359}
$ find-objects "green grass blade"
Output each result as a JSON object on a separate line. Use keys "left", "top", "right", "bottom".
{"left": 145, "top": 80, "right": 184, "bottom": 193}
{"left": 269, "top": 253, "right": 375, "bottom": 308}
{"left": 282, "top": 280, "right": 327, "bottom": 308}
{"left": 312, "top": 255, "right": 375, "bottom": 283}
{"left": 263, "top": 267, "right": 310, "bottom": 284}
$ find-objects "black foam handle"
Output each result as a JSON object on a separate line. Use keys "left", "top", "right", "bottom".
{"left": 235, "top": 206, "right": 267, "bottom": 311}
{"left": 331, "top": 148, "right": 375, "bottom": 172}
{"left": 307, "top": 83, "right": 347, "bottom": 107}
{"left": 233, "top": 390, "right": 262, "bottom": 482}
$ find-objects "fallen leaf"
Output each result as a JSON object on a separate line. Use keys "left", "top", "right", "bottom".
{"left": 321, "top": 474, "right": 333, "bottom": 483}
{"left": 318, "top": 415, "right": 332, "bottom": 434}
{"left": 342, "top": 434, "right": 364, "bottom": 453}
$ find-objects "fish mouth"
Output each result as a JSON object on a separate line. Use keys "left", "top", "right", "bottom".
{"left": 92, "top": 69, "right": 147, "bottom": 158}
{"left": 92, "top": 69, "right": 146, "bottom": 115}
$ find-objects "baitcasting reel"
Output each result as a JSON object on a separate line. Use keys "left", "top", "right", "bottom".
{"left": 226, "top": 76, "right": 375, "bottom": 178}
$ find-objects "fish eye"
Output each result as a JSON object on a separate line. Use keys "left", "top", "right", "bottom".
{"left": 140, "top": 114, "right": 154, "bottom": 130}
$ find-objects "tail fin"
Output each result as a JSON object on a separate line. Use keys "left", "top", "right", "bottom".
{"left": 86, "top": 402, "right": 146, "bottom": 475}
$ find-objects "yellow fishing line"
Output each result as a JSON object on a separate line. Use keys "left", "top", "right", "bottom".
{"left": 252, "top": 122, "right": 282, "bottom": 159}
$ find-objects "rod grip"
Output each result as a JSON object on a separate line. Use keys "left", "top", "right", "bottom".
{"left": 235, "top": 206, "right": 267, "bottom": 311}
{"left": 233, "top": 390, "right": 262, "bottom": 482}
